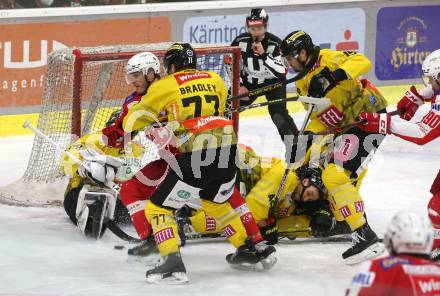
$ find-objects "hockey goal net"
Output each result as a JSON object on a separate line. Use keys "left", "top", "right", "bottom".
{"left": 0, "top": 43, "right": 241, "bottom": 207}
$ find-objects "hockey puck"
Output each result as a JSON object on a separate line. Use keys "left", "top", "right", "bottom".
{"left": 114, "top": 245, "right": 125, "bottom": 250}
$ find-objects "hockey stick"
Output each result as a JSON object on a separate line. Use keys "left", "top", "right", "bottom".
{"left": 23, "top": 121, "right": 129, "bottom": 240}
{"left": 23, "top": 121, "right": 122, "bottom": 194}
{"left": 316, "top": 109, "right": 401, "bottom": 136}
{"left": 231, "top": 96, "right": 330, "bottom": 113}
{"left": 269, "top": 104, "right": 315, "bottom": 218}
{"left": 229, "top": 75, "right": 301, "bottom": 102}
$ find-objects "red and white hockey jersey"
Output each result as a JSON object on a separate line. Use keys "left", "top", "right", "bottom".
{"left": 346, "top": 255, "right": 440, "bottom": 296}
{"left": 391, "top": 90, "right": 440, "bottom": 145}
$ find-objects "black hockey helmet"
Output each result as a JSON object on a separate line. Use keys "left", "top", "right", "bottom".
{"left": 106, "top": 109, "right": 122, "bottom": 127}
{"left": 281, "top": 30, "right": 315, "bottom": 58}
{"left": 246, "top": 8, "right": 268, "bottom": 28}
{"left": 163, "top": 43, "right": 197, "bottom": 74}
{"left": 296, "top": 165, "right": 327, "bottom": 199}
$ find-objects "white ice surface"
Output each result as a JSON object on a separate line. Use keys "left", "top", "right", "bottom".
{"left": 0, "top": 107, "right": 439, "bottom": 296}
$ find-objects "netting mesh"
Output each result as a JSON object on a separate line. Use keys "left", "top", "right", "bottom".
{"left": 0, "top": 43, "right": 239, "bottom": 207}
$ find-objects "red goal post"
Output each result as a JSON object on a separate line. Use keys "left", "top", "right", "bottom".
{"left": 0, "top": 43, "right": 241, "bottom": 207}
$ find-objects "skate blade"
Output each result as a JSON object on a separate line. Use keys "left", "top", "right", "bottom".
{"left": 228, "top": 256, "right": 277, "bottom": 272}
{"left": 343, "top": 242, "right": 385, "bottom": 265}
{"left": 127, "top": 253, "right": 162, "bottom": 266}
{"left": 146, "top": 272, "right": 189, "bottom": 285}
{"left": 260, "top": 253, "right": 277, "bottom": 270}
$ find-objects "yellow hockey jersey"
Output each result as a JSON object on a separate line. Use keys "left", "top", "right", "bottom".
{"left": 296, "top": 49, "right": 388, "bottom": 133}
{"left": 237, "top": 144, "right": 299, "bottom": 220}
{"left": 123, "top": 69, "right": 233, "bottom": 153}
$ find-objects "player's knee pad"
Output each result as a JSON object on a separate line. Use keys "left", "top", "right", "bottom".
{"left": 201, "top": 200, "right": 247, "bottom": 248}
{"left": 323, "top": 164, "right": 366, "bottom": 231}
{"left": 145, "top": 201, "right": 179, "bottom": 256}
{"left": 428, "top": 193, "right": 440, "bottom": 227}
{"left": 189, "top": 210, "right": 219, "bottom": 233}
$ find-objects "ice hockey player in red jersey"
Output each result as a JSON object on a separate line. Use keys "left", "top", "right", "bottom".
{"left": 358, "top": 49, "right": 440, "bottom": 260}
{"left": 101, "top": 51, "right": 162, "bottom": 259}
{"left": 346, "top": 211, "right": 439, "bottom": 296}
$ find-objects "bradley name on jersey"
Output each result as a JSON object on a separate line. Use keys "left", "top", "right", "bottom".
{"left": 179, "top": 83, "right": 218, "bottom": 95}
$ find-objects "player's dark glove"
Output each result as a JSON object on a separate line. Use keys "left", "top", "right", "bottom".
{"left": 308, "top": 67, "right": 347, "bottom": 98}
{"left": 260, "top": 218, "right": 278, "bottom": 245}
{"left": 310, "top": 209, "right": 335, "bottom": 237}
{"left": 102, "top": 123, "right": 125, "bottom": 148}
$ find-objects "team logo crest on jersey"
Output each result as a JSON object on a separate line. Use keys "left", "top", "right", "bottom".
{"left": 174, "top": 72, "right": 211, "bottom": 85}
{"left": 380, "top": 256, "right": 409, "bottom": 270}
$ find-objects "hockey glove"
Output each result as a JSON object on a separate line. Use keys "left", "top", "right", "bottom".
{"left": 396, "top": 86, "right": 425, "bottom": 120}
{"left": 308, "top": 67, "right": 347, "bottom": 98}
{"left": 310, "top": 209, "right": 335, "bottom": 237}
{"left": 77, "top": 149, "right": 124, "bottom": 185}
{"left": 357, "top": 112, "right": 390, "bottom": 135}
{"left": 260, "top": 218, "right": 278, "bottom": 245}
{"left": 102, "top": 123, "right": 125, "bottom": 148}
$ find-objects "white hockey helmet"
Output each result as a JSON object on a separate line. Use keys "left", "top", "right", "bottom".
{"left": 384, "top": 211, "right": 434, "bottom": 256}
{"left": 126, "top": 52, "right": 160, "bottom": 83}
{"left": 422, "top": 49, "right": 440, "bottom": 86}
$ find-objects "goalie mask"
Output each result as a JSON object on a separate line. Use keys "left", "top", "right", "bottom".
{"left": 163, "top": 43, "right": 197, "bottom": 74}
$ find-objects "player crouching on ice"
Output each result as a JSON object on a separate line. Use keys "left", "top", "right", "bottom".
{"left": 346, "top": 211, "right": 440, "bottom": 295}
{"left": 122, "top": 43, "right": 276, "bottom": 284}
{"left": 177, "top": 144, "right": 352, "bottom": 244}
{"left": 357, "top": 49, "right": 440, "bottom": 261}
{"left": 280, "top": 31, "right": 387, "bottom": 264}
{"left": 60, "top": 52, "right": 159, "bottom": 239}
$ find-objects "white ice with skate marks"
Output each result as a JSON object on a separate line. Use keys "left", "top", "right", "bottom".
{"left": 0, "top": 105, "right": 439, "bottom": 296}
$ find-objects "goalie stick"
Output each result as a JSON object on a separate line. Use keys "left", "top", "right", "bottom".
{"left": 23, "top": 121, "right": 125, "bottom": 239}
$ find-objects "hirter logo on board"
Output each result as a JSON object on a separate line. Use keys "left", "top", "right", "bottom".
{"left": 174, "top": 72, "right": 211, "bottom": 85}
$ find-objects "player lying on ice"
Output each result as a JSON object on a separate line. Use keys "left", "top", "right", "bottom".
{"left": 59, "top": 51, "right": 159, "bottom": 238}
{"left": 280, "top": 30, "right": 388, "bottom": 264}
{"left": 176, "top": 144, "right": 353, "bottom": 245}
{"left": 358, "top": 49, "right": 440, "bottom": 261}
{"left": 346, "top": 211, "right": 440, "bottom": 296}
{"left": 121, "top": 43, "right": 277, "bottom": 284}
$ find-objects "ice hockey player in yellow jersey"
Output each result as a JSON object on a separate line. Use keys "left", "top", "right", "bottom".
{"left": 123, "top": 43, "right": 276, "bottom": 284}
{"left": 280, "top": 30, "right": 387, "bottom": 264}
{"left": 179, "top": 144, "right": 353, "bottom": 244}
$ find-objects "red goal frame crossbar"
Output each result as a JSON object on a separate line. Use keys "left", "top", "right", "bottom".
{"left": 72, "top": 47, "right": 241, "bottom": 138}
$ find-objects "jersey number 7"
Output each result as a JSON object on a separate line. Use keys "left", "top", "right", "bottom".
{"left": 182, "top": 95, "right": 220, "bottom": 117}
